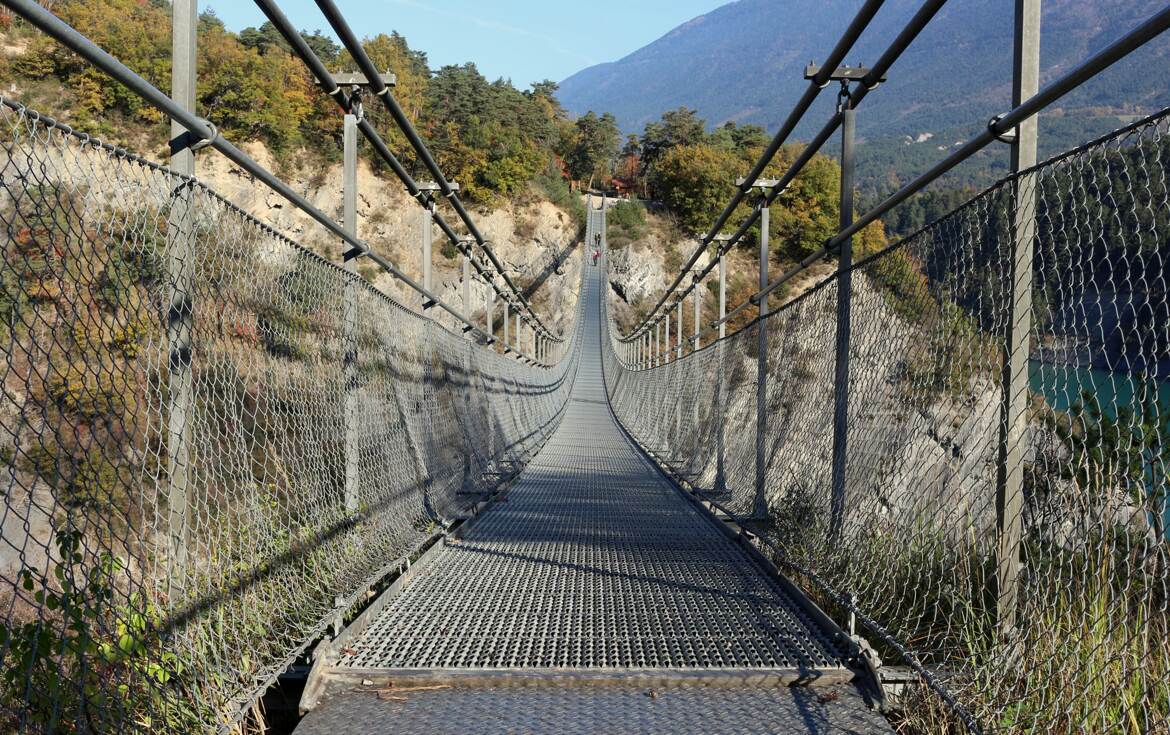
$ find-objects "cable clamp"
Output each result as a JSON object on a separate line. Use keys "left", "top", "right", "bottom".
{"left": 190, "top": 120, "right": 219, "bottom": 151}
{"left": 989, "top": 114, "right": 1017, "bottom": 144}
{"left": 837, "top": 80, "right": 852, "bottom": 112}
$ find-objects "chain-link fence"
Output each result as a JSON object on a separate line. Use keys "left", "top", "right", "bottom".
{"left": 0, "top": 97, "right": 581, "bottom": 733}
{"left": 603, "top": 109, "right": 1170, "bottom": 733}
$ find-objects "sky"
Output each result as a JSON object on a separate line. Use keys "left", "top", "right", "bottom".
{"left": 204, "top": 0, "right": 728, "bottom": 89}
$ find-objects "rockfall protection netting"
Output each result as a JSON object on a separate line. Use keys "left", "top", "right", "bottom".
{"left": 0, "top": 98, "right": 581, "bottom": 733}
{"left": 604, "top": 109, "right": 1170, "bottom": 733}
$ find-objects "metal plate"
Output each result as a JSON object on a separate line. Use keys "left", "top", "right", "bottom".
{"left": 295, "top": 684, "right": 893, "bottom": 734}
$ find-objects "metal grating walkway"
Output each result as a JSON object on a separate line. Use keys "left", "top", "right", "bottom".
{"left": 293, "top": 684, "right": 888, "bottom": 735}
{"left": 296, "top": 264, "right": 890, "bottom": 733}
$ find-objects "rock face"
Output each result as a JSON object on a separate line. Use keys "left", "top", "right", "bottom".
{"left": 605, "top": 232, "right": 701, "bottom": 333}
{"left": 196, "top": 144, "right": 583, "bottom": 338}
{"left": 607, "top": 241, "right": 675, "bottom": 306}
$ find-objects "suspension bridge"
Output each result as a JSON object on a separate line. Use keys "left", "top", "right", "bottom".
{"left": 1, "top": 1, "right": 1168, "bottom": 734}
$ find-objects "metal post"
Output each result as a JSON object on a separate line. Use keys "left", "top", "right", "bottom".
{"left": 655, "top": 322, "right": 661, "bottom": 367}
{"left": 718, "top": 250, "right": 727, "bottom": 340}
{"left": 829, "top": 97, "right": 857, "bottom": 541}
{"left": 716, "top": 251, "right": 725, "bottom": 339}
{"left": 715, "top": 241, "right": 727, "bottom": 492}
{"left": 665, "top": 312, "right": 671, "bottom": 364}
{"left": 676, "top": 300, "right": 684, "bottom": 443}
{"left": 503, "top": 302, "right": 510, "bottom": 351}
{"left": 485, "top": 285, "right": 494, "bottom": 339}
{"left": 996, "top": 0, "right": 1040, "bottom": 636}
{"left": 754, "top": 196, "right": 770, "bottom": 519}
{"left": 691, "top": 282, "right": 701, "bottom": 445}
{"left": 693, "top": 280, "right": 701, "bottom": 352}
{"left": 515, "top": 312, "right": 521, "bottom": 355}
{"left": 462, "top": 249, "right": 471, "bottom": 323}
{"left": 167, "top": 0, "right": 197, "bottom": 591}
{"left": 342, "top": 111, "right": 360, "bottom": 513}
{"left": 421, "top": 199, "right": 433, "bottom": 309}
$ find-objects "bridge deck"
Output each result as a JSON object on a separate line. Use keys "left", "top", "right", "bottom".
{"left": 295, "top": 267, "right": 891, "bottom": 733}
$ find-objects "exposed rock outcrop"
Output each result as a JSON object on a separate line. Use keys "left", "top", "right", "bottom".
{"left": 197, "top": 145, "right": 583, "bottom": 337}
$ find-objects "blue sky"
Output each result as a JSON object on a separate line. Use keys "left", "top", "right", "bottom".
{"left": 205, "top": 0, "right": 727, "bottom": 88}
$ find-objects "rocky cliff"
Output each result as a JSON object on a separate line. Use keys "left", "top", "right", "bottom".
{"left": 196, "top": 144, "right": 585, "bottom": 338}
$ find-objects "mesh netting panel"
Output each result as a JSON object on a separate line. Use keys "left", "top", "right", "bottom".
{"left": 0, "top": 98, "right": 580, "bottom": 733}
{"left": 603, "top": 110, "right": 1170, "bottom": 732}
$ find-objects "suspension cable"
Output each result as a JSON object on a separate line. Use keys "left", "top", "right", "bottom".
{"left": 0, "top": 0, "right": 517, "bottom": 346}
{"left": 669, "top": 0, "right": 949, "bottom": 319}
{"left": 740, "top": 4, "right": 1170, "bottom": 315}
{"left": 695, "top": 3, "right": 1170, "bottom": 342}
{"left": 619, "top": 0, "right": 888, "bottom": 342}
{"left": 252, "top": 0, "right": 560, "bottom": 345}
{"left": 309, "top": 0, "right": 563, "bottom": 343}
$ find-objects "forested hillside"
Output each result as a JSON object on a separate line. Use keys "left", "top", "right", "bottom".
{"left": 560, "top": 0, "right": 1169, "bottom": 139}
{"left": 559, "top": 0, "right": 1170, "bottom": 199}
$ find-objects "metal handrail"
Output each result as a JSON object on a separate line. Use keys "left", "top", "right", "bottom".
{"left": 736, "top": 3, "right": 1170, "bottom": 317}
{"left": 311, "top": 0, "right": 564, "bottom": 343}
{"left": 0, "top": 0, "right": 526, "bottom": 350}
{"left": 623, "top": 1, "right": 1170, "bottom": 348}
{"left": 670, "top": 0, "right": 949, "bottom": 312}
{"left": 252, "top": 0, "right": 561, "bottom": 345}
{"left": 617, "top": 0, "right": 888, "bottom": 341}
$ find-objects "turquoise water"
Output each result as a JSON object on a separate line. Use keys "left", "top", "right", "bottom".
{"left": 1029, "top": 362, "right": 1170, "bottom": 414}
{"left": 1029, "top": 361, "right": 1169, "bottom": 538}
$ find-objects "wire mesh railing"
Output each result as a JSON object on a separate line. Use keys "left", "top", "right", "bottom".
{"left": 0, "top": 97, "right": 582, "bottom": 733}
{"left": 602, "top": 108, "right": 1170, "bottom": 733}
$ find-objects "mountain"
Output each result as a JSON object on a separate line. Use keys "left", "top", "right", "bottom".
{"left": 559, "top": 0, "right": 1170, "bottom": 192}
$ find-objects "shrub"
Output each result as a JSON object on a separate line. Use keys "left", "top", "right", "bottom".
{"left": 0, "top": 532, "right": 204, "bottom": 733}
{"left": 45, "top": 360, "right": 127, "bottom": 422}
{"left": 608, "top": 200, "right": 646, "bottom": 240}
{"left": 649, "top": 143, "right": 739, "bottom": 234}
{"left": 534, "top": 166, "right": 585, "bottom": 231}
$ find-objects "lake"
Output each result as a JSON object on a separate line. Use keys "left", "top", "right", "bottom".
{"left": 1030, "top": 361, "right": 1170, "bottom": 539}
